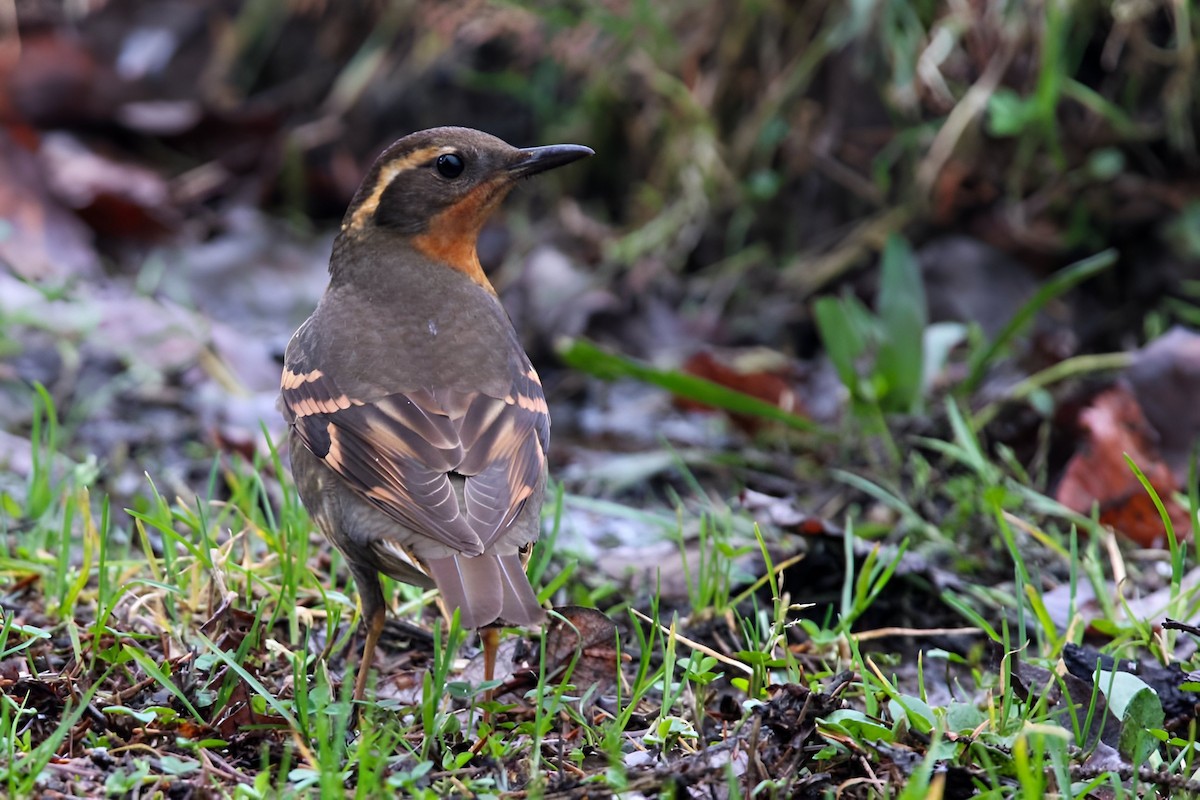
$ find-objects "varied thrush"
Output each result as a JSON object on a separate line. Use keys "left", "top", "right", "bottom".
{"left": 280, "top": 127, "right": 592, "bottom": 700}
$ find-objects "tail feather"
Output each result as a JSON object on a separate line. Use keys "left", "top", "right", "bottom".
{"left": 425, "top": 551, "right": 544, "bottom": 629}
{"left": 496, "top": 553, "right": 546, "bottom": 626}
{"left": 426, "top": 554, "right": 501, "bottom": 629}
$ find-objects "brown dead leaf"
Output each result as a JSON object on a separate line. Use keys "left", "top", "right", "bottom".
{"left": 761, "top": 683, "right": 841, "bottom": 746}
{"left": 40, "top": 132, "right": 178, "bottom": 237}
{"left": 458, "top": 608, "right": 620, "bottom": 707}
{"left": 997, "top": 643, "right": 1118, "bottom": 753}
{"left": 211, "top": 681, "right": 287, "bottom": 737}
{"left": 459, "top": 635, "right": 525, "bottom": 689}
{"left": 678, "top": 349, "right": 806, "bottom": 433}
{"left": 543, "top": 606, "right": 621, "bottom": 692}
{"left": 1055, "top": 383, "right": 1189, "bottom": 547}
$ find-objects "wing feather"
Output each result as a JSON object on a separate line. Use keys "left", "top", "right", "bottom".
{"left": 281, "top": 359, "right": 549, "bottom": 556}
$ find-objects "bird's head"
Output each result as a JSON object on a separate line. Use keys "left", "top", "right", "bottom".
{"left": 337, "top": 126, "right": 592, "bottom": 290}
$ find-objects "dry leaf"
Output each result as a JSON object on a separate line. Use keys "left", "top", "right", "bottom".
{"left": 678, "top": 349, "right": 805, "bottom": 433}
{"left": 1055, "top": 383, "right": 1189, "bottom": 547}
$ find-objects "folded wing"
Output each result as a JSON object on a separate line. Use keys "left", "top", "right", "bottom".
{"left": 281, "top": 362, "right": 549, "bottom": 556}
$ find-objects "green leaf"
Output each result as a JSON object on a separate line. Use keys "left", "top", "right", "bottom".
{"left": 142, "top": 706, "right": 178, "bottom": 724}
{"left": 176, "top": 736, "right": 227, "bottom": 750}
{"left": 813, "top": 295, "right": 867, "bottom": 396}
{"left": 122, "top": 645, "right": 202, "bottom": 722}
{"left": 1086, "top": 148, "right": 1125, "bottom": 182}
{"left": 876, "top": 234, "right": 926, "bottom": 412}
{"left": 1165, "top": 202, "right": 1200, "bottom": 259}
{"left": 1097, "top": 670, "right": 1164, "bottom": 763}
{"left": 158, "top": 756, "right": 200, "bottom": 776}
{"left": 102, "top": 705, "right": 158, "bottom": 724}
{"left": 944, "top": 702, "right": 986, "bottom": 734}
{"left": 0, "top": 493, "right": 19, "bottom": 518}
{"left": 987, "top": 88, "right": 1035, "bottom": 137}
{"left": 746, "top": 169, "right": 783, "bottom": 200}
{"left": 888, "top": 695, "right": 935, "bottom": 735}
{"left": 195, "top": 633, "right": 298, "bottom": 728}
{"left": 820, "top": 709, "right": 895, "bottom": 742}
{"left": 813, "top": 744, "right": 843, "bottom": 760}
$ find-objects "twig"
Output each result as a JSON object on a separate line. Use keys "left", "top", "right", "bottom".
{"left": 629, "top": 609, "right": 753, "bottom": 676}
{"left": 852, "top": 625, "right": 982, "bottom": 643}
{"left": 915, "top": 35, "right": 1018, "bottom": 202}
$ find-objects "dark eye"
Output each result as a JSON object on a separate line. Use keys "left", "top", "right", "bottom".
{"left": 436, "top": 153, "right": 465, "bottom": 178}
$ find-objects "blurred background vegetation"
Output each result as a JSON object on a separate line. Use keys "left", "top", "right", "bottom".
{"left": 7, "top": 0, "right": 1197, "bottom": 324}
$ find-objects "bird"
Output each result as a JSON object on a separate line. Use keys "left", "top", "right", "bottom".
{"left": 280, "top": 126, "right": 592, "bottom": 701}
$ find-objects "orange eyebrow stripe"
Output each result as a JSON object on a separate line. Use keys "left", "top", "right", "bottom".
{"left": 344, "top": 146, "right": 445, "bottom": 232}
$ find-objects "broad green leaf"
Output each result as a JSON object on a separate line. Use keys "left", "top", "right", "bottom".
{"left": 813, "top": 295, "right": 866, "bottom": 396}
{"left": 944, "top": 702, "right": 987, "bottom": 734}
{"left": 1097, "top": 670, "right": 1164, "bottom": 764}
{"left": 888, "top": 695, "right": 935, "bottom": 735}
{"left": 102, "top": 705, "right": 157, "bottom": 724}
{"left": 820, "top": 709, "right": 894, "bottom": 742}
{"left": 876, "top": 234, "right": 926, "bottom": 413}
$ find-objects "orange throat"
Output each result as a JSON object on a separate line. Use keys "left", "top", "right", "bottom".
{"left": 411, "top": 180, "right": 509, "bottom": 293}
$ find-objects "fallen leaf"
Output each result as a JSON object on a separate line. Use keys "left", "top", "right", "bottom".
{"left": 918, "top": 235, "right": 1039, "bottom": 338}
{"left": 507, "top": 245, "right": 615, "bottom": 345}
{"left": 678, "top": 349, "right": 806, "bottom": 433}
{"left": 1055, "top": 383, "right": 1189, "bottom": 547}
{"left": 92, "top": 295, "right": 209, "bottom": 372}
{"left": 456, "top": 607, "right": 621, "bottom": 711}
{"left": 1062, "top": 643, "right": 1197, "bottom": 730}
{"left": 542, "top": 606, "right": 621, "bottom": 692}
{"left": 997, "top": 643, "right": 1118, "bottom": 753}
{"left": 39, "top": 132, "right": 178, "bottom": 238}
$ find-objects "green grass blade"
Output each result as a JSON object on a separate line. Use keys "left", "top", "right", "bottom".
{"left": 123, "top": 645, "right": 203, "bottom": 722}
{"left": 962, "top": 249, "right": 1117, "bottom": 393}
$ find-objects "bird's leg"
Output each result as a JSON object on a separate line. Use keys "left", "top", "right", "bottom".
{"left": 481, "top": 626, "right": 500, "bottom": 727}
{"left": 351, "top": 568, "right": 388, "bottom": 705}
{"left": 354, "top": 605, "right": 386, "bottom": 703}
{"left": 482, "top": 627, "right": 500, "bottom": 687}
